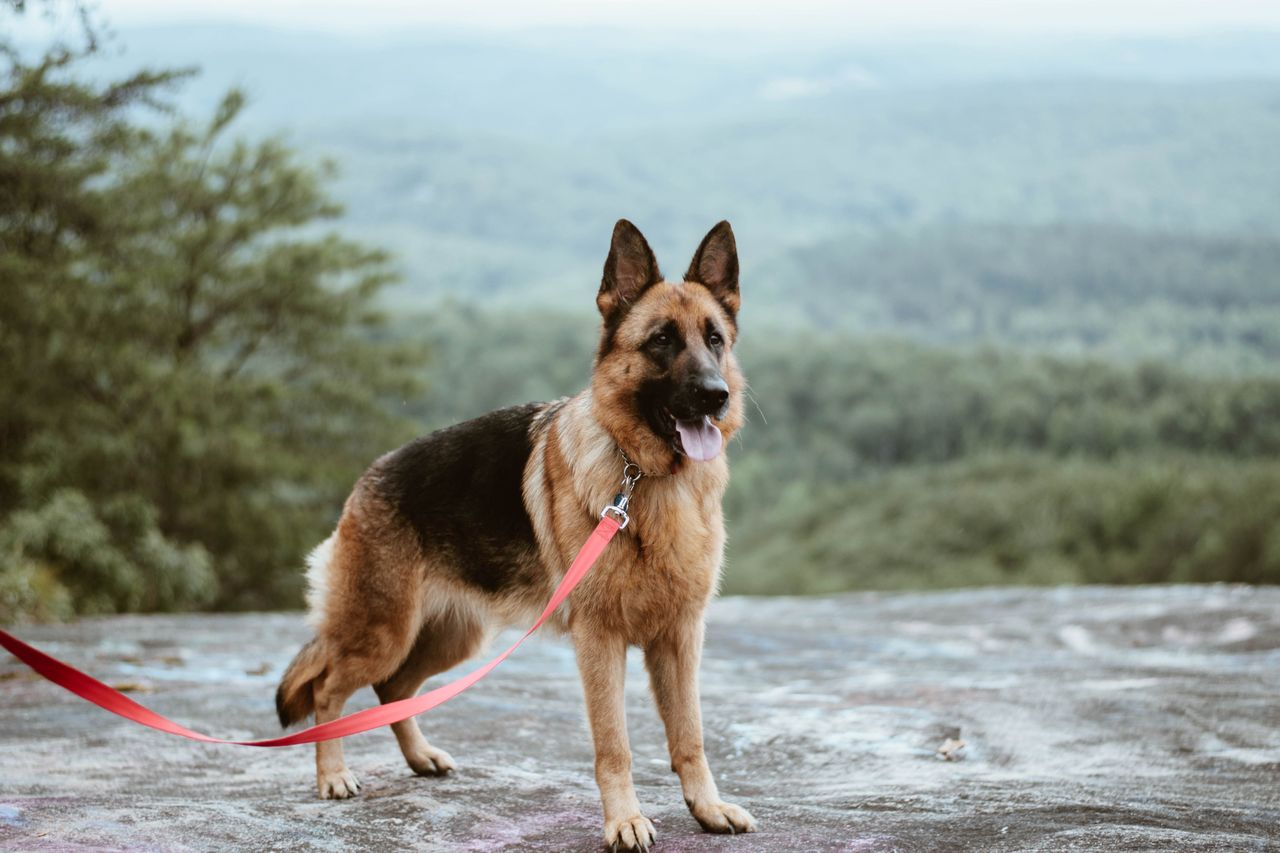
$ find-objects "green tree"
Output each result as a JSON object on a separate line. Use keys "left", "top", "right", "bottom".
{"left": 1, "top": 0, "right": 183, "bottom": 513}
{"left": 1, "top": 2, "right": 424, "bottom": 619}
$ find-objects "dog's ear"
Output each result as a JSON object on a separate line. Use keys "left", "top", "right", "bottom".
{"left": 597, "top": 219, "right": 661, "bottom": 321}
{"left": 685, "top": 220, "right": 740, "bottom": 319}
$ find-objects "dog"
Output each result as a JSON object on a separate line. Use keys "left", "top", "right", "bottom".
{"left": 276, "top": 219, "right": 757, "bottom": 850}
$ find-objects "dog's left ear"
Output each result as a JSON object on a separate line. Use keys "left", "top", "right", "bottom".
{"left": 685, "top": 220, "right": 740, "bottom": 319}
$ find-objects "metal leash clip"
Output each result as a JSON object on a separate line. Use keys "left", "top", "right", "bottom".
{"left": 600, "top": 461, "right": 643, "bottom": 529}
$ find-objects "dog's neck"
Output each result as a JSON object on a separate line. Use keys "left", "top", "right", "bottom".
{"left": 582, "top": 386, "right": 682, "bottom": 477}
{"left": 557, "top": 389, "right": 725, "bottom": 484}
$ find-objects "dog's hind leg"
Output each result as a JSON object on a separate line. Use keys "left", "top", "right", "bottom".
{"left": 311, "top": 617, "right": 430, "bottom": 798}
{"left": 311, "top": 661, "right": 368, "bottom": 799}
{"left": 304, "top": 499, "right": 434, "bottom": 799}
{"left": 373, "top": 604, "right": 485, "bottom": 778}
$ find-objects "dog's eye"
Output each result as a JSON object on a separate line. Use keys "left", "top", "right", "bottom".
{"left": 708, "top": 331, "right": 723, "bottom": 347}
{"left": 652, "top": 333, "right": 670, "bottom": 346}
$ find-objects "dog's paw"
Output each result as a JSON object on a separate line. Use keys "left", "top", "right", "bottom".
{"left": 603, "top": 814, "right": 656, "bottom": 852}
{"left": 317, "top": 768, "right": 361, "bottom": 799}
{"left": 407, "top": 743, "right": 456, "bottom": 777}
{"left": 690, "top": 799, "right": 757, "bottom": 835}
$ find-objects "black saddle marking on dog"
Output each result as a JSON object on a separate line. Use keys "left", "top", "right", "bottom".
{"left": 374, "top": 403, "right": 543, "bottom": 593}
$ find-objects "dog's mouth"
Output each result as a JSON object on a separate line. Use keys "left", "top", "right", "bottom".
{"left": 653, "top": 406, "right": 723, "bottom": 462}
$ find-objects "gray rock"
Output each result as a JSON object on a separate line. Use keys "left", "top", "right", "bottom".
{"left": 1, "top": 586, "right": 1278, "bottom": 851}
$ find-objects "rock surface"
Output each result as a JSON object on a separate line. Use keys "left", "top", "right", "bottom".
{"left": 1, "top": 586, "right": 1278, "bottom": 851}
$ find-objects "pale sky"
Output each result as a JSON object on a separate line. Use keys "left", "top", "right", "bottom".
{"left": 73, "top": 0, "right": 1280, "bottom": 35}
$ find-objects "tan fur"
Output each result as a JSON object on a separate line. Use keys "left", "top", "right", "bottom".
{"left": 283, "top": 257, "right": 756, "bottom": 847}
{"left": 276, "top": 637, "right": 325, "bottom": 725}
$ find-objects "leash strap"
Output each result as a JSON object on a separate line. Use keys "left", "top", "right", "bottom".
{"left": 0, "top": 515, "right": 622, "bottom": 746}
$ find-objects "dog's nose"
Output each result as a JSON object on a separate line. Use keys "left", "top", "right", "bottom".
{"left": 694, "top": 375, "right": 729, "bottom": 415}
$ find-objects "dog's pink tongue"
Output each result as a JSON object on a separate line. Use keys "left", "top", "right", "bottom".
{"left": 675, "top": 416, "right": 723, "bottom": 462}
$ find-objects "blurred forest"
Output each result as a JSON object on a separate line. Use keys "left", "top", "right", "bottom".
{"left": 2, "top": 2, "right": 1278, "bottom": 620}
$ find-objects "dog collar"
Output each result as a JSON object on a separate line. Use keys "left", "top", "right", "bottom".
{"left": 615, "top": 446, "right": 666, "bottom": 480}
{"left": 601, "top": 455, "right": 643, "bottom": 529}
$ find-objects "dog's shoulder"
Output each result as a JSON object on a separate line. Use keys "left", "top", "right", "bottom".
{"left": 362, "top": 403, "right": 549, "bottom": 589}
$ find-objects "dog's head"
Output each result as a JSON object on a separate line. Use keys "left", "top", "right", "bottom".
{"left": 590, "top": 219, "right": 746, "bottom": 474}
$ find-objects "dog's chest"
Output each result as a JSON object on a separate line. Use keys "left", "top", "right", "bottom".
{"left": 589, "top": 476, "right": 725, "bottom": 640}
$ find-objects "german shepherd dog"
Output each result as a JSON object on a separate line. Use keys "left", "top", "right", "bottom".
{"left": 276, "top": 220, "right": 756, "bottom": 850}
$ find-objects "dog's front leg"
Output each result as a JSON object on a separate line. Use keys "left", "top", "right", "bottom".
{"left": 573, "top": 624, "right": 655, "bottom": 851}
{"left": 645, "top": 617, "right": 757, "bottom": 836}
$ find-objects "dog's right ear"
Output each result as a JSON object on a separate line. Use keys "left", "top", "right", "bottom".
{"left": 597, "top": 219, "right": 661, "bottom": 321}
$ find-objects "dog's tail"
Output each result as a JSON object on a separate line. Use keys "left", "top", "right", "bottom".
{"left": 275, "top": 637, "right": 326, "bottom": 727}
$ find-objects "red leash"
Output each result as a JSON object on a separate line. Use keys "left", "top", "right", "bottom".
{"left": 0, "top": 514, "right": 623, "bottom": 746}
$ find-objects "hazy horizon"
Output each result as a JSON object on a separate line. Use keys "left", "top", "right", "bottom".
{"left": 12, "top": 0, "right": 1280, "bottom": 40}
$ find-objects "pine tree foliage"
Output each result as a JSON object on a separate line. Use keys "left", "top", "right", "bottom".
{"left": 1, "top": 3, "right": 424, "bottom": 620}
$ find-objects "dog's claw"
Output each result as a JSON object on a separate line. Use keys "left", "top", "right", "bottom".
{"left": 317, "top": 767, "right": 361, "bottom": 799}
{"left": 406, "top": 743, "right": 456, "bottom": 777}
{"left": 690, "top": 799, "right": 757, "bottom": 835}
{"left": 604, "top": 815, "right": 655, "bottom": 852}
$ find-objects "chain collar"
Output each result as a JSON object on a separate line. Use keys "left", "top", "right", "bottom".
{"left": 616, "top": 446, "right": 668, "bottom": 479}
{"left": 601, "top": 452, "right": 644, "bottom": 529}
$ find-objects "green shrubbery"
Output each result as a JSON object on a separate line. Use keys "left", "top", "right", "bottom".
{"left": 727, "top": 454, "right": 1280, "bottom": 593}
{"left": 0, "top": 490, "right": 215, "bottom": 619}
{"left": 729, "top": 340, "right": 1280, "bottom": 506}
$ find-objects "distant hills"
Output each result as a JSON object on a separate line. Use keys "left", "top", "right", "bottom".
{"left": 757, "top": 225, "right": 1280, "bottom": 373}
{"left": 76, "top": 25, "right": 1280, "bottom": 368}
